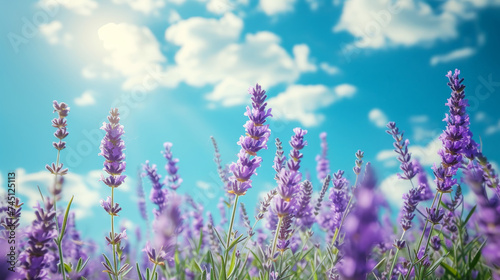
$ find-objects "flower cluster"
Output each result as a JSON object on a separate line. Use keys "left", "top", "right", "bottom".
{"left": 46, "top": 101, "right": 70, "bottom": 198}
{"left": 433, "top": 69, "right": 477, "bottom": 193}
{"left": 386, "top": 122, "right": 416, "bottom": 180}
{"left": 338, "top": 163, "right": 382, "bottom": 280}
{"left": 162, "top": 142, "right": 182, "bottom": 191}
{"left": 228, "top": 84, "right": 272, "bottom": 196}
{"left": 18, "top": 198, "right": 57, "bottom": 280}
{"left": 99, "top": 108, "right": 126, "bottom": 189}
{"left": 316, "top": 132, "right": 330, "bottom": 181}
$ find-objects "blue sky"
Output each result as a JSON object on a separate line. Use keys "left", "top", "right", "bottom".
{"left": 1, "top": 0, "right": 500, "bottom": 244}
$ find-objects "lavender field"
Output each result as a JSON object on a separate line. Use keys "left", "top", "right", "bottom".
{"left": 1, "top": 69, "right": 500, "bottom": 279}
{"left": 2, "top": 1, "right": 500, "bottom": 280}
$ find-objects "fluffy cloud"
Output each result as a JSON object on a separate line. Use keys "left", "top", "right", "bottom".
{"left": 259, "top": 0, "right": 296, "bottom": 15}
{"left": 97, "top": 23, "right": 167, "bottom": 90}
{"left": 39, "top": 21, "right": 73, "bottom": 46}
{"left": 486, "top": 119, "right": 500, "bottom": 135}
{"left": 13, "top": 169, "right": 109, "bottom": 223}
{"left": 368, "top": 108, "right": 388, "bottom": 128}
{"left": 39, "top": 0, "right": 98, "bottom": 16}
{"left": 267, "top": 84, "right": 356, "bottom": 127}
{"left": 333, "top": 0, "right": 500, "bottom": 49}
{"left": 74, "top": 90, "right": 96, "bottom": 106}
{"left": 319, "top": 62, "right": 340, "bottom": 75}
{"left": 379, "top": 174, "right": 412, "bottom": 208}
{"left": 112, "top": 0, "right": 167, "bottom": 14}
{"left": 164, "top": 13, "right": 316, "bottom": 106}
{"left": 409, "top": 115, "right": 429, "bottom": 123}
{"left": 206, "top": 0, "right": 249, "bottom": 14}
{"left": 430, "top": 47, "right": 476, "bottom": 66}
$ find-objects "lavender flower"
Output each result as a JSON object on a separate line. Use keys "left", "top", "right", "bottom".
{"left": 162, "top": 142, "right": 182, "bottom": 190}
{"left": 316, "top": 132, "right": 330, "bottom": 181}
{"left": 99, "top": 108, "right": 128, "bottom": 279}
{"left": 338, "top": 163, "right": 382, "bottom": 280}
{"left": 152, "top": 196, "right": 182, "bottom": 267}
{"left": 273, "top": 138, "right": 286, "bottom": 179}
{"left": 99, "top": 108, "right": 126, "bottom": 189}
{"left": 143, "top": 161, "right": 167, "bottom": 215}
{"left": 386, "top": 122, "right": 416, "bottom": 180}
{"left": 276, "top": 214, "right": 293, "bottom": 253}
{"left": 465, "top": 162, "right": 500, "bottom": 273}
{"left": 294, "top": 181, "right": 315, "bottom": 229}
{"left": 136, "top": 169, "right": 148, "bottom": 222}
{"left": 430, "top": 236, "right": 441, "bottom": 251}
{"left": 353, "top": 150, "right": 364, "bottom": 176}
{"left": 314, "top": 174, "right": 331, "bottom": 215}
{"left": 46, "top": 101, "right": 70, "bottom": 199}
{"left": 227, "top": 84, "right": 272, "bottom": 196}
{"left": 400, "top": 184, "right": 425, "bottom": 231}
{"left": 18, "top": 198, "right": 57, "bottom": 280}
{"left": 434, "top": 69, "right": 477, "bottom": 193}
{"left": 329, "top": 171, "right": 349, "bottom": 213}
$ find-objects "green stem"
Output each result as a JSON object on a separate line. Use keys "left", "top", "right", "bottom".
{"left": 271, "top": 217, "right": 283, "bottom": 259}
{"left": 269, "top": 216, "right": 283, "bottom": 277}
{"left": 52, "top": 149, "right": 67, "bottom": 279}
{"left": 111, "top": 186, "right": 118, "bottom": 280}
{"left": 150, "top": 263, "right": 158, "bottom": 280}
{"left": 388, "top": 231, "right": 406, "bottom": 280}
{"left": 57, "top": 239, "right": 67, "bottom": 280}
{"left": 404, "top": 192, "right": 443, "bottom": 280}
{"left": 224, "top": 195, "right": 240, "bottom": 265}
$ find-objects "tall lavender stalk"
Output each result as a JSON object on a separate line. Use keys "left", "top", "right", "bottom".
{"left": 338, "top": 163, "right": 382, "bottom": 280}
{"left": 18, "top": 198, "right": 57, "bottom": 280}
{"left": 162, "top": 142, "right": 182, "bottom": 191}
{"left": 385, "top": 121, "right": 421, "bottom": 279}
{"left": 271, "top": 128, "right": 307, "bottom": 258}
{"left": 408, "top": 69, "right": 476, "bottom": 278}
{"left": 45, "top": 101, "right": 70, "bottom": 279}
{"left": 316, "top": 132, "right": 330, "bottom": 182}
{"left": 99, "top": 108, "right": 128, "bottom": 279}
{"left": 224, "top": 84, "right": 272, "bottom": 267}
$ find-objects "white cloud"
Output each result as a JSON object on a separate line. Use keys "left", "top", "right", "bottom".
{"left": 335, "top": 0, "right": 500, "bottom": 49}
{"left": 335, "top": 83, "right": 356, "bottom": 97}
{"left": 379, "top": 174, "right": 412, "bottom": 208}
{"left": 39, "top": 21, "right": 73, "bottom": 46}
{"left": 98, "top": 23, "right": 166, "bottom": 90}
{"left": 306, "top": 0, "right": 320, "bottom": 10}
{"left": 486, "top": 119, "right": 500, "bottom": 135}
{"left": 168, "top": 10, "right": 182, "bottom": 23}
{"left": 259, "top": 0, "right": 296, "bottom": 15}
{"left": 294, "top": 44, "right": 317, "bottom": 72}
{"left": 74, "top": 90, "right": 96, "bottom": 106}
{"left": 267, "top": 84, "right": 356, "bottom": 127}
{"left": 164, "top": 13, "right": 315, "bottom": 106}
{"left": 368, "top": 108, "right": 388, "bottom": 128}
{"left": 475, "top": 111, "right": 486, "bottom": 123}
{"left": 409, "top": 115, "right": 429, "bottom": 123}
{"left": 319, "top": 62, "right": 340, "bottom": 75}
{"left": 377, "top": 136, "right": 441, "bottom": 166}
{"left": 14, "top": 169, "right": 106, "bottom": 223}
{"left": 430, "top": 47, "right": 476, "bottom": 66}
{"left": 112, "top": 0, "right": 166, "bottom": 14}
{"left": 39, "top": 0, "right": 98, "bottom": 16}
{"left": 412, "top": 127, "right": 438, "bottom": 142}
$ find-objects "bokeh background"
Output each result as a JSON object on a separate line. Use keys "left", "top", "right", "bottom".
{"left": 1, "top": 0, "right": 500, "bottom": 247}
